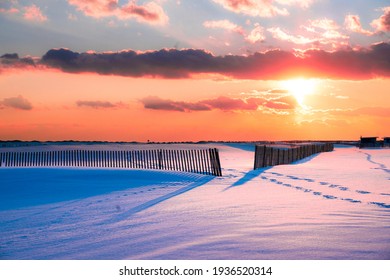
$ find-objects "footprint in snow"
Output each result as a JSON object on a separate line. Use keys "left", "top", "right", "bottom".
{"left": 323, "top": 195, "right": 337, "bottom": 200}
{"left": 342, "top": 198, "right": 361, "bottom": 204}
{"left": 356, "top": 190, "right": 371, "bottom": 194}
{"left": 313, "top": 192, "right": 322, "bottom": 196}
{"left": 319, "top": 182, "right": 329, "bottom": 185}
{"left": 369, "top": 202, "right": 390, "bottom": 209}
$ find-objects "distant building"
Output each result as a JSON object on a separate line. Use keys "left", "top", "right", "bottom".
{"left": 359, "top": 137, "right": 378, "bottom": 148}
{"left": 384, "top": 137, "right": 390, "bottom": 147}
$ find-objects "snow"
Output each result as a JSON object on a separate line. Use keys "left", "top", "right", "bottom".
{"left": 1, "top": 144, "right": 389, "bottom": 260}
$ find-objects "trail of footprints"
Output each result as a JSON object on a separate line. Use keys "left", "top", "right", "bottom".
{"left": 261, "top": 171, "right": 390, "bottom": 209}
{"left": 126, "top": 182, "right": 183, "bottom": 196}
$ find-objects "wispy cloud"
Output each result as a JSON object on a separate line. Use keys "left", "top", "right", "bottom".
{"left": 76, "top": 100, "right": 124, "bottom": 109}
{"left": 2, "top": 42, "right": 390, "bottom": 80}
{"left": 1, "top": 95, "right": 33, "bottom": 110}
{"left": 212, "top": 0, "right": 289, "bottom": 17}
{"left": 276, "top": 0, "right": 314, "bottom": 9}
{"left": 212, "top": 0, "right": 314, "bottom": 18}
{"left": 141, "top": 96, "right": 210, "bottom": 112}
{"left": 0, "top": 7, "right": 19, "bottom": 14}
{"left": 268, "top": 27, "right": 316, "bottom": 44}
{"left": 334, "top": 107, "right": 390, "bottom": 118}
{"left": 68, "top": 0, "right": 168, "bottom": 25}
{"left": 245, "top": 23, "right": 265, "bottom": 43}
{"left": 371, "top": 7, "right": 390, "bottom": 32}
{"left": 203, "top": 19, "right": 244, "bottom": 34}
{"left": 345, "top": 15, "right": 374, "bottom": 35}
{"left": 141, "top": 93, "right": 298, "bottom": 113}
{"left": 308, "top": 18, "right": 339, "bottom": 30}
{"left": 1, "top": 3, "right": 47, "bottom": 22}
{"left": 23, "top": 4, "right": 48, "bottom": 22}
{"left": 270, "top": 19, "right": 349, "bottom": 48}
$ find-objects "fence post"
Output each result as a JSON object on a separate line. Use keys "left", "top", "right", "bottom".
{"left": 214, "top": 148, "right": 222, "bottom": 176}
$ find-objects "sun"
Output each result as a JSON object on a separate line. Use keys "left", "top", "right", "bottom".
{"left": 281, "top": 79, "right": 318, "bottom": 107}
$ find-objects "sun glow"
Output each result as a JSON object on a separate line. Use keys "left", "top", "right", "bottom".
{"left": 282, "top": 79, "right": 318, "bottom": 107}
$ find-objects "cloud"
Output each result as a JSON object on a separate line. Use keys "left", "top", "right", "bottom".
{"left": 371, "top": 7, "right": 390, "bottom": 32}
{"left": 76, "top": 100, "right": 123, "bottom": 109}
{"left": 245, "top": 24, "right": 265, "bottom": 43}
{"left": 204, "top": 20, "right": 265, "bottom": 44}
{"left": 23, "top": 4, "right": 47, "bottom": 22}
{"left": 264, "top": 95, "right": 298, "bottom": 109}
{"left": 268, "top": 89, "right": 289, "bottom": 94}
{"left": 141, "top": 96, "right": 210, "bottom": 112}
{"left": 299, "top": 18, "right": 349, "bottom": 47}
{"left": 275, "top": 0, "right": 314, "bottom": 9}
{"left": 321, "top": 30, "right": 349, "bottom": 40}
{"left": 1, "top": 3, "right": 47, "bottom": 22}
{"left": 141, "top": 94, "right": 298, "bottom": 112}
{"left": 212, "top": 0, "right": 314, "bottom": 18}
{"left": 345, "top": 15, "right": 374, "bottom": 35}
{"left": 319, "top": 106, "right": 390, "bottom": 118}
{"left": 1, "top": 95, "right": 33, "bottom": 110}
{"left": 300, "top": 42, "right": 390, "bottom": 79}
{"left": 3, "top": 42, "right": 390, "bottom": 80}
{"left": 0, "top": 53, "right": 36, "bottom": 71}
{"left": 269, "top": 23, "right": 348, "bottom": 48}
{"left": 0, "top": 7, "right": 19, "bottom": 14}
{"left": 339, "top": 107, "right": 390, "bottom": 118}
{"left": 203, "top": 19, "right": 244, "bottom": 34}
{"left": 68, "top": 0, "right": 168, "bottom": 25}
{"left": 309, "top": 18, "right": 339, "bottom": 30}
{"left": 202, "top": 96, "right": 260, "bottom": 111}
{"left": 212, "top": 0, "right": 289, "bottom": 17}
{"left": 268, "top": 27, "right": 317, "bottom": 44}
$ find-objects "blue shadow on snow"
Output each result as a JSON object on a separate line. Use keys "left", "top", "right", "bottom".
{"left": 0, "top": 168, "right": 211, "bottom": 211}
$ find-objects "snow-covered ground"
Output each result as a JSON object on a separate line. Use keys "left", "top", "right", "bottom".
{"left": 0, "top": 144, "right": 389, "bottom": 259}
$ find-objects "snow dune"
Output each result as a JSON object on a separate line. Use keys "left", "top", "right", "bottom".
{"left": 0, "top": 144, "right": 389, "bottom": 259}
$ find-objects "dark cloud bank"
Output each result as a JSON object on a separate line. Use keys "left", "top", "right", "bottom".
{"left": 1, "top": 42, "right": 390, "bottom": 79}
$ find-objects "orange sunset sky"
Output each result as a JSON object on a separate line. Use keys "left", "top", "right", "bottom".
{"left": 1, "top": 0, "right": 390, "bottom": 142}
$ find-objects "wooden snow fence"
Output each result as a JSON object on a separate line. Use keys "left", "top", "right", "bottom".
{"left": 0, "top": 148, "right": 222, "bottom": 176}
{"left": 254, "top": 143, "right": 334, "bottom": 170}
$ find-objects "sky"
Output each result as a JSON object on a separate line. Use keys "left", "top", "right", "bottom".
{"left": 1, "top": 0, "right": 390, "bottom": 142}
